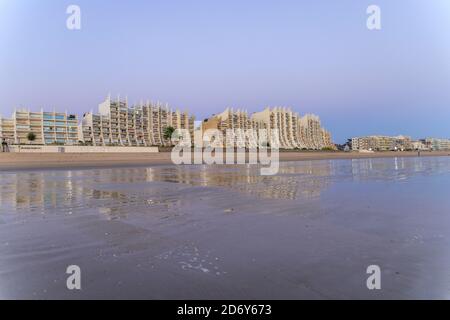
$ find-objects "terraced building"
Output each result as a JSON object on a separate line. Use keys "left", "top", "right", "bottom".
{"left": 203, "top": 107, "right": 334, "bottom": 150}
{"left": 79, "top": 96, "right": 195, "bottom": 147}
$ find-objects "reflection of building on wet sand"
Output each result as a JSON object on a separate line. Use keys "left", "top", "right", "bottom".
{"left": 0, "top": 171, "right": 101, "bottom": 214}
{"left": 0, "top": 163, "right": 334, "bottom": 217}
{"left": 144, "top": 162, "right": 334, "bottom": 200}
{"left": 0, "top": 170, "right": 138, "bottom": 215}
{"left": 0, "top": 172, "right": 79, "bottom": 212}
{"left": 0, "top": 169, "right": 182, "bottom": 220}
{"left": 2, "top": 158, "right": 449, "bottom": 217}
{"left": 350, "top": 157, "right": 450, "bottom": 182}
{"left": 1, "top": 158, "right": 450, "bottom": 220}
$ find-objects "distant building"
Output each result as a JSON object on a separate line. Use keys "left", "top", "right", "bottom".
{"left": 203, "top": 107, "right": 335, "bottom": 149}
{"left": 0, "top": 116, "right": 14, "bottom": 144}
{"left": 351, "top": 135, "right": 412, "bottom": 151}
{"left": 79, "top": 96, "right": 195, "bottom": 147}
{"left": 202, "top": 108, "right": 265, "bottom": 148}
{"left": 425, "top": 138, "right": 450, "bottom": 151}
{"left": 297, "top": 113, "right": 332, "bottom": 150}
{"left": 0, "top": 109, "right": 79, "bottom": 145}
{"left": 252, "top": 107, "right": 299, "bottom": 149}
{"left": 336, "top": 139, "right": 352, "bottom": 151}
{"left": 411, "top": 140, "right": 428, "bottom": 151}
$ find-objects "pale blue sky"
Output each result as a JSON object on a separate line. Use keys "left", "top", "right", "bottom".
{"left": 1, "top": 0, "right": 449, "bottom": 142}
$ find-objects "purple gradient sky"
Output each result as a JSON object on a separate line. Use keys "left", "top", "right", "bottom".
{"left": 1, "top": 0, "right": 449, "bottom": 143}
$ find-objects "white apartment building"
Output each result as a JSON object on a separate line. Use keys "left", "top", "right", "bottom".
{"left": 352, "top": 135, "right": 413, "bottom": 151}
{"left": 0, "top": 109, "right": 79, "bottom": 145}
{"left": 425, "top": 138, "right": 450, "bottom": 151}
{"left": 79, "top": 96, "right": 195, "bottom": 147}
{"left": 252, "top": 108, "right": 333, "bottom": 150}
{"left": 0, "top": 116, "right": 15, "bottom": 144}
{"left": 202, "top": 108, "right": 266, "bottom": 148}
{"left": 203, "top": 107, "right": 334, "bottom": 149}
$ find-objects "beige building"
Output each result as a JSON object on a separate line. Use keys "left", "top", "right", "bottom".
{"left": 411, "top": 140, "right": 428, "bottom": 151}
{"left": 0, "top": 109, "right": 79, "bottom": 145}
{"left": 297, "top": 114, "right": 330, "bottom": 150}
{"left": 252, "top": 107, "right": 297, "bottom": 148}
{"left": 202, "top": 108, "right": 266, "bottom": 147}
{"left": 253, "top": 108, "right": 334, "bottom": 150}
{"left": 0, "top": 116, "right": 15, "bottom": 144}
{"left": 425, "top": 138, "right": 450, "bottom": 151}
{"left": 80, "top": 96, "right": 195, "bottom": 147}
{"left": 203, "top": 107, "right": 334, "bottom": 149}
{"left": 352, "top": 135, "right": 412, "bottom": 151}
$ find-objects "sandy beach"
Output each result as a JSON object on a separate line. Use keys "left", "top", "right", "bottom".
{"left": 0, "top": 150, "right": 449, "bottom": 170}
{"left": 1, "top": 156, "right": 450, "bottom": 299}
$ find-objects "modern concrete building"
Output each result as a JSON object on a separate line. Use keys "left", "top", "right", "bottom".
{"left": 411, "top": 140, "right": 428, "bottom": 151}
{"left": 351, "top": 135, "right": 412, "bottom": 151}
{"left": 2, "top": 99, "right": 335, "bottom": 150}
{"left": 0, "top": 109, "right": 79, "bottom": 145}
{"left": 425, "top": 138, "right": 450, "bottom": 151}
{"left": 203, "top": 107, "right": 334, "bottom": 149}
{"left": 0, "top": 116, "right": 15, "bottom": 144}
{"left": 202, "top": 108, "right": 266, "bottom": 148}
{"left": 252, "top": 107, "right": 298, "bottom": 149}
{"left": 79, "top": 96, "right": 195, "bottom": 147}
{"left": 1, "top": 96, "right": 195, "bottom": 148}
{"left": 253, "top": 108, "right": 334, "bottom": 150}
{"left": 297, "top": 114, "right": 332, "bottom": 150}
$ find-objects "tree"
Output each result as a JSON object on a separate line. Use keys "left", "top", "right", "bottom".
{"left": 27, "top": 132, "right": 36, "bottom": 144}
{"left": 163, "top": 126, "right": 175, "bottom": 146}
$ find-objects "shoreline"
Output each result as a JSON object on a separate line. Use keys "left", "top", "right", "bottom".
{"left": 1, "top": 151, "right": 449, "bottom": 171}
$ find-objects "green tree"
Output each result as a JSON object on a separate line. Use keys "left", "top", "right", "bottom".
{"left": 163, "top": 126, "right": 175, "bottom": 146}
{"left": 27, "top": 132, "right": 36, "bottom": 144}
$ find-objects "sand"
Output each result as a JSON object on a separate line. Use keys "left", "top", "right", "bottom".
{"left": 0, "top": 150, "right": 449, "bottom": 170}
{"left": 1, "top": 157, "right": 450, "bottom": 299}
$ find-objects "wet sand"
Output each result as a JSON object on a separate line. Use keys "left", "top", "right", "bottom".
{"left": 0, "top": 151, "right": 448, "bottom": 170}
{"left": 1, "top": 157, "right": 450, "bottom": 299}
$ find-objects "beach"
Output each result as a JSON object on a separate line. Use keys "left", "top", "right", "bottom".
{"left": 0, "top": 150, "right": 449, "bottom": 170}
{"left": 1, "top": 156, "right": 450, "bottom": 299}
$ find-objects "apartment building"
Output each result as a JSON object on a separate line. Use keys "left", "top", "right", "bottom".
{"left": 0, "top": 110, "right": 79, "bottom": 145}
{"left": 203, "top": 107, "right": 334, "bottom": 149}
{"left": 322, "top": 129, "right": 333, "bottom": 149}
{"left": 425, "top": 138, "right": 450, "bottom": 151}
{"left": 252, "top": 107, "right": 298, "bottom": 149}
{"left": 79, "top": 96, "right": 195, "bottom": 146}
{"left": 0, "top": 116, "right": 15, "bottom": 144}
{"left": 352, "top": 135, "right": 412, "bottom": 151}
{"left": 202, "top": 108, "right": 265, "bottom": 148}
{"left": 297, "top": 114, "right": 329, "bottom": 150}
{"left": 253, "top": 108, "right": 334, "bottom": 150}
{"left": 411, "top": 140, "right": 428, "bottom": 150}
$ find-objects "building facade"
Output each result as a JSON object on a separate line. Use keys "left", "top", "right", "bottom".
{"left": 424, "top": 138, "right": 450, "bottom": 151}
{"left": 0, "top": 110, "right": 79, "bottom": 145}
{"left": 79, "top": 96, "right": 195, "bottom": 147}
{"left": 203, "top": 107, "right": 334, "bottom": 149}
{"left": 0, "top": 116, "right": 15, "bottom": 144}
{"left": 351, "top": 135, "right": 413, "bottom": 151}
{"left": 1, "top": 99, "right": 337, "bottom": 150}
{"left": 202, "top": 108, "right": 266, "bottom": 148}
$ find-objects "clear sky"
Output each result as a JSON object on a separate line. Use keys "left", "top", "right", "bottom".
{"left": 1, "top": 0, "right": 449, "bottom": 143}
